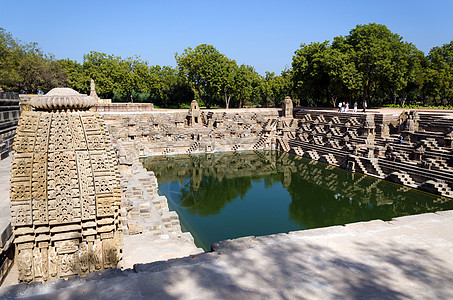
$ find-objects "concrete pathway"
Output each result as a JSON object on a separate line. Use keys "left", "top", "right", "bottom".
{"left": 1, "top": 210, "right": 453, "bottom": 299}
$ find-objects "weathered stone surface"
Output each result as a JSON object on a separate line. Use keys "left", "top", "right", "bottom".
{"left": 9, "top": 88, "right": 122, "bottom": 283}
{"left": 2, "top": 211, "right": 453, "bottom": 299}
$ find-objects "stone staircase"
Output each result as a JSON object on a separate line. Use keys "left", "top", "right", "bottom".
{"left": 369, "top": 159, "right": 386, "bottom": 178}
{"left": 420, "top": 138, "right": 439, "bottom": 150}
{"left": 293, "top": 147, "right": 304, "bottom": 157}
{"left": 120, "top": 161, "right": 191, "bottom": 239}
{"left": 161, "top": 211, "right": 182, "bottom": 233}
{"left": 353, "top": 156, "right": 368, "bottom": 174}
{"left": 231, "top": 144, "right": 241, "bottom": 151}
{"left": 329, "top": 139, "right": 342, "bottom": 149}
{"left": 304, "top": 150, "right": 320, "bottom": 160}
{"left": 419, "top": 180, "right": 453, "bottom": 198}
{"left": 187, "top": 141, "right": 200, "bottom": 153}
{"left": 278, "top": 138, "right": 291, "bottom": 152}
{"left": 320, "top": 154, "right": 338, "bottom": 165}
{"left": 330, "top": 127, "right": 342, "bottom": 136}
{"left": 385, "top": 171, "right": 418, "bottom": 188}
{"left": 253, "top": 135, "right": 268, "bottom": 150}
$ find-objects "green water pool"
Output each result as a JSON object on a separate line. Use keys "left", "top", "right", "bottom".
{"left": 141, "top": 151, "right": 453, "bottom": 251}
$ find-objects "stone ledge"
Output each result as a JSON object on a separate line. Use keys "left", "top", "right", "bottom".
{"left": 2, "top": 210, "right": 453, "bottom": 299}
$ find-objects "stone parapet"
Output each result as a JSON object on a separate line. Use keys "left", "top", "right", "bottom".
{"left": 93, "top": 103, "right": 154, "bottom": 112}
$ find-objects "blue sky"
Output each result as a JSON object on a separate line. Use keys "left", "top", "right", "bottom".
{"left": 1, "top": 0, "right": 452, "bottom": 75}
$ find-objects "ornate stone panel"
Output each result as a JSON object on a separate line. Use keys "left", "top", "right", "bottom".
{"left": 76, "top": 151, "right": 96, "bottom": 220}
{"left": 32, "top": 153, "right": 48, "bottom": 224}
{"left": 10, "top": 200, "right": 32, "bottom": 226}
{"left": 48, "top": 112, "right": 74, "bottom": 152}
{"left": 11, "top": 88, "right": 122, "bottom": 283}
{"left": 68, "top": 114, "right": 87, "bottom": 150}
{"left": 47, "top": 151, "right": 80, "bottom": 224}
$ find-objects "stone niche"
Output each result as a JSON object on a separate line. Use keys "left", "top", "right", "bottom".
{"left": 10, "top": 88, "right": 122, "bottom": 283}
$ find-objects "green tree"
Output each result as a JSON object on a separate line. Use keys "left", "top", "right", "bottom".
{"left": 260, "top": 71, "right": 291, "bottom": 107}
{"left": 423, "top": 41, "right": 453, "bottom": 105}
{"left": 0, "top": 28, "right": 22, "bottom": 90}
{"left": 231, "top": 64, "right": 261, "bottom": 108}
{"left": 0, "top": 28, "right": 68, "bottom": 93}
{"left": 56, "top": 58, "right": 89, "bottom": 94}
{"left": 338, "top": 23, "right": 422, "bottom": 105}
{"left": 176, "top": 44, "right": 236, "bottom": 108}
{"left": 292, "top": 41, "right": 331, "bottom": 106}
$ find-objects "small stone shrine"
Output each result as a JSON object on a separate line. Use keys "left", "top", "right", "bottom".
{"left": 10, "top": 88, "right": 122, "bottom": 283}
{"left": 187, "top": 100, "right": 201, "bottom": 126}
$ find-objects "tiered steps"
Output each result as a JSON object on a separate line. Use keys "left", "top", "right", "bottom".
{"left": 385, "top": 171, "right": 418, "bottom": 188}
{"left": 320, "top": 154, "right": 338, "bottom": 165}
{"left": 187, "top": 141, "right": 200, "bottom": 153}
{"left": 293, "top": 147, "right": 304, "bottom": 156}
{"left": 419, "top": 180, "right": 453, "bottom": 198}
{"left": 304, "top": 150, "right": 320, "bottom": 160}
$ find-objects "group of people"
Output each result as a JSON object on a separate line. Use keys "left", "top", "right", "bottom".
{"left": 338, "top": 101, "right": 367, "bottom": 113}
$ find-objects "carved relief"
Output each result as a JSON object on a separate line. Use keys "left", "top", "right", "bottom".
{"left": 48, "top": 247, "right": 58, "bottom": 279}
{"left": 48, "top": 151, "right": 80, "bottom": 224}
{"left": 96, "top": 194, "right": 115, "bottom": 217}
{"left": 90, "top": 151, "right": 110, "bottom": 172}
{"left": 13, "top": 133, "right": 36, "bottom": 153}
{"left": 11, "top": 153, "right": 33, "bottom": 178}
{"left": 11, "top": 88, "right": 122, "bottom": 283}
{"left": 68, "top": 114, "right": 88, "bottom": 150}
{"left": 17, "top": 248, "right": 34, "bottom": 282}
{"left": 56, "top": 239, "right": 79, "bottom": 277}
{"left": 17, "top": 113, "right": 40, "bottom": 133}
{"left": 94, "top": 176, "right": 113, "bottom": 195}
{"left": 76, "top": 151, "right": 96, "bottom": 219}
{"left": 48, "top": 113, "right": 74, "bottom": 152}
{"left": 81, "top": 114, "right": 100, "bottom": 132}
{"left": 79, "top": 242, "right": 89, "bottom": 275}
{"left": 32, "top": 153, "right": 48, "bottom": 224}
{"left": 33, "top": 248, "right": 43, "bottom": 279}
{"left": 11, "top": 201, "right": 32, "bottom": 226}
{"left": 92, "top": 239, "right": 103, "bottom": 271}
{"left": 34, "top": 114, "right": 51, "bottom": 153}
{"left": 86, "top": 134, "right": 105, "bottom": 150}
{"left": 102, "top": 238, "right": 117, "bottom": 269}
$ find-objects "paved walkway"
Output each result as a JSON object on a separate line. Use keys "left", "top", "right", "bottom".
{"left": 1, "top": 210, "right": 453, "bottom": 299}
{"left": 0, "top": 157, "right": 12, "bottom": 251}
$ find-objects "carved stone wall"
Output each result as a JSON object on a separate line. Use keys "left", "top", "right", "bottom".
{"left": 10, "top": 88, "right": 122, "bottom": 283}
{"left": 0, "top": 93, "right": 21, "bottom": 160}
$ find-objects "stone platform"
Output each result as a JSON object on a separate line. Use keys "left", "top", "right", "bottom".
{"left": 1, "top": 210, "right": 452, "bottom": 299}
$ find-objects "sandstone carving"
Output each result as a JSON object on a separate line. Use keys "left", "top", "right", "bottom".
{"left": 10, "top": 88, "right": 122, "bottom": 283}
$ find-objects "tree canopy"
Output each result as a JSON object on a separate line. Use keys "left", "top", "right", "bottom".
{"left": 1, "top": 24, "right": 452, "bottom": 107}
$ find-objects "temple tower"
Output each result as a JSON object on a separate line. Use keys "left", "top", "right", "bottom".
{"left": 10, "top": 88, "right": 122, "bottom": 283}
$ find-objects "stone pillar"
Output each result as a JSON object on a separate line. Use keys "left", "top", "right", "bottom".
{"left": 10, "top": 88, "right": 122, "bottom": 283}
{"left": 282, "top": 96, "right": 293, "bottom": 118}
{"left": 90, "top": 79, "right": 100, "bottom": 101}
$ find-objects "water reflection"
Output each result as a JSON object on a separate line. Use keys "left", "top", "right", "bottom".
{"left": 142, "top": 151, "right": 453, "bottom": 250}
